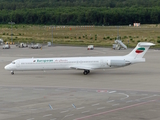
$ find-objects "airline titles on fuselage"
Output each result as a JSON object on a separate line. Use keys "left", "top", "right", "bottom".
{"left": 20, "top": 59, "right": 99, "bottom": 65}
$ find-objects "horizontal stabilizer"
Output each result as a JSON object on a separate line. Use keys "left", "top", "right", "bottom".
{"left": 138, "top": 42, "right": 155, "bottom": 47}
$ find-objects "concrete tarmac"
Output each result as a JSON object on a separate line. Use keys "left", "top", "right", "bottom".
{"left": 0, "top": 45, "right": 160, "bottom": 120}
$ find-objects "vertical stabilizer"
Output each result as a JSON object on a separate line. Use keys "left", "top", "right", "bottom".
{"left": 126, "top": 42, "right": 155, "bottom": 58}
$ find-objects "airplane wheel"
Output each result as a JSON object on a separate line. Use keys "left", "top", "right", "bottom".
{"left": 83, "top": 71, "right": 88, "bottom": 75}
{"left": 83, "top": 70, "right": 90, "bottom": 75}
{"left": 11, "top": 71, "right": 14, "bottom": 75}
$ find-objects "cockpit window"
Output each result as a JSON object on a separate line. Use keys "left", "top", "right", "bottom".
{"left": 12, "top": 62, "right": 15, "bottom": 64}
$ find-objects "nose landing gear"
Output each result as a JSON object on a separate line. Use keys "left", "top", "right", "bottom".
{"left": 83, "top": 70, "right": 90, "bottom": 75}
{"left": 11, "top": 71, "right": 14, "bottom": 75}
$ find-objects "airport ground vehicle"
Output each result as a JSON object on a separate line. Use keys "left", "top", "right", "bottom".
{"left": 87, "top": 45, "right": 94, "bottom": 50}
{"left": 28, "top": 43, "right": 42, "bottom": 49}
{"left": 31, "top": 43, "right": 42, "bottom": 49}
{"left": 19, "top": 43, "right": 28, "bottom": 48}
{"left": 47, "top": 42, "right": 51, "bottom": 47}
{"left": 5, "top": 42, "right": 14, "bottom": 45}
{"left": 0, "top": 39, "right": 3, "bottom": 45}
{"left": 3, "top": 44, "right": 10, "bottom": 49}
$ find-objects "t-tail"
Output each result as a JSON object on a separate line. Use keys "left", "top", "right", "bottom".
{"left": 125, "top": 42, "right": 155, "bottom": 63}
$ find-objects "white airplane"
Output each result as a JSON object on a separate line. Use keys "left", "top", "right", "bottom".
{"left": 4, "top": 42, "right": 154, "bottom": 75}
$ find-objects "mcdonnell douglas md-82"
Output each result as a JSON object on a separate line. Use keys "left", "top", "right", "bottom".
{"left": 5, "top": 42, "right": 154, "bottom": 75}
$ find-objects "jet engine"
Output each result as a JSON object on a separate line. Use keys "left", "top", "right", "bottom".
{"left": 107, "top": 60, "right": 131, "bottom": 67}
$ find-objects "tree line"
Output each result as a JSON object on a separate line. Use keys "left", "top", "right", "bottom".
{"left": 0, "top": 0, "right": 160, "bottom": 25}
{"left": 1, "top": 7, "right": 160, "bottom": 25}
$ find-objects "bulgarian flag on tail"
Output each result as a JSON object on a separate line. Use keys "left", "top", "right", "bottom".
{"left": 135, "top": 48, "right": 145, "bottom": 53}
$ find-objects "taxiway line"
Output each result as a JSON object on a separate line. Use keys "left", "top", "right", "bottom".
{"left": 74, "top": 99, "right": 157, "bottom": 120}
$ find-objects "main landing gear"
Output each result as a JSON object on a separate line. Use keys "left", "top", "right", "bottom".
{"left": 11, "top": 71, "right": 14, "bottom": 75}
{"left": 83, "top": 70, "right": 90, "bottom": 75}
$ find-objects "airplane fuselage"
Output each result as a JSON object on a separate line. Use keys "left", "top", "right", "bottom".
{"left": 5, "top": 56, "right": 134, "bottom": 71}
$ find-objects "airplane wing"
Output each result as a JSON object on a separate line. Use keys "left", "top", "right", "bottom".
{"left": 70, "top": 66, "right": 94, "bottom": 70}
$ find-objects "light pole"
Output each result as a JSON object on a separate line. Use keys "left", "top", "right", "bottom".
{"left": 8, "top": 21, "right": 15, "bottom": 43}
{"left": 51, "top": 25, "right": 55, "bottom": 46}
{"left": 52, "top": 26, "right": 53, "bottom": 46}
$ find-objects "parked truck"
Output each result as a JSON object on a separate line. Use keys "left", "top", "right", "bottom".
{"left": 19, "top": 43, "right": 28, "bottom": 48}
{"left": 3, "top": 44, "right": 10, "bottom": 49}
{"left": 30, "top": 43, "right": 42, "bottom": 49}
{"left": 87, "top": 45, "right": 94, "bottom": 50}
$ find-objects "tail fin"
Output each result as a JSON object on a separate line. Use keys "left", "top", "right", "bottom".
{"left": 126, "top": 42, "right": 155, "bottom": 59}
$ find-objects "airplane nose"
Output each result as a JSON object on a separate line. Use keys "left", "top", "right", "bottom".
{"left": 4, "top": 65, "right": 10, "bottom": 70}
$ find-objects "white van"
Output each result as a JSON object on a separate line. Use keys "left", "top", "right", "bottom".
{"left": 3, "top": 44, "right": 10, "bottom": 49}
{"left": 87, "top": 45, "right": 94, "bottom": 50}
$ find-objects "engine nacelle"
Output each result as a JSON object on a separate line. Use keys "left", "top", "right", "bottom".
{"left": 108, "top": 60, "right": 130, "bottom": 67}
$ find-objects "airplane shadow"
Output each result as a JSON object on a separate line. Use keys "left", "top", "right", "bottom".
{"left": 11, "top": 70, "right": 153, "bottom": 76}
